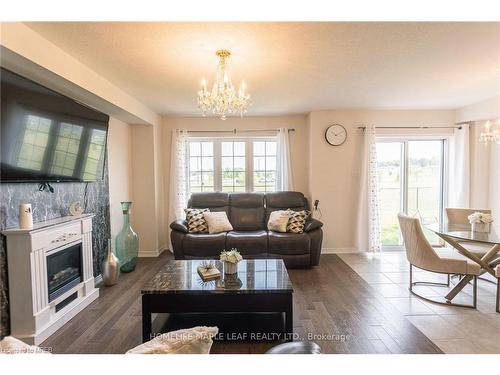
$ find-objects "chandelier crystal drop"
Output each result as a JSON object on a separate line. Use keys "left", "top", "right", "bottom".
{"left": 197, "top": 49, "right": 251, "bottom": 120}
{"left": 479, "top": 120, "right": 500, "bottom": 145}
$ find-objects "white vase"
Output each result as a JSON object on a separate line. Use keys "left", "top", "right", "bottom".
{"left": 19, "top": 203, "right": 33, "bottom": 229}
{"left": 471, "top": 222, "right": 490, "bottom": 233}
{"left": 224, "top": 261, "right": 238, "bottom": 274}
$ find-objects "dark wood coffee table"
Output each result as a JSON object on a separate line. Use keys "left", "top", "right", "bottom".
{"left": 141, "top": 259, "right": 293, "bottom": 342}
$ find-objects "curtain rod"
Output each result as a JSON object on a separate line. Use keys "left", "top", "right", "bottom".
{"left": 357, "top": 125, "right": 462, "bottom": 130}
{"left": 187, "top": 128, "right": 295, "bottom": 134}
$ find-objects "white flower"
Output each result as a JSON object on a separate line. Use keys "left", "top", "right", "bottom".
{"left": 468, "top": 212, "right": 493, "bottom": 224}
{"left": 220, "top": 249, "right": 242, "bottom": 264}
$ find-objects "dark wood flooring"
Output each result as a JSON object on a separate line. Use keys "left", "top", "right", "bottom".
{"left": 42, "top": 253, "right": 442, "bottom": 354}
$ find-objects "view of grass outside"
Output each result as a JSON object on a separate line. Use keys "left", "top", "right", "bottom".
{"left": 407, "top": 140, "right": 443, "bottom": 244}
{"left": 377, "top": 140, "right": 444, "bottom": 247}
{"left": 377, "top": 142, "right": 403, "bottom": 246}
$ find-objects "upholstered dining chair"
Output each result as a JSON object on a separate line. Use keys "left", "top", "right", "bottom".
{"left": 398, "top": 213, "right": 480, "bottom": 308}
{"left": 445, "top": 208, "right": 498, "bottom": 286}
{"left": 445, "top": 208, "right": 492, "bottom": 257}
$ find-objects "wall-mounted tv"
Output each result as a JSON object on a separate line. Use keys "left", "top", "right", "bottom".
{"left": 1, "top": 68, "right": 109, "bottom": 183}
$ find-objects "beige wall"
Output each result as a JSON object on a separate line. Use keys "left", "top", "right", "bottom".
{"left": 456, "top": 96, "right": 500, "bottom": 233}
{"left": 489, "top": 143, "right": 500, "bottom": 234}
{"left": 130, "top": 125, "right": 162, "bottom": 256}
{"left": 308, "top": 110, "right": 457, "bottom": 251}
{"left": 455, "top": 96, "right": 500, "bottom": 123}
{"left": 107, "top": 118, "right": 133, "bottom": 246}
{"left": 469, "top": 122, "right": 491, "bottom": 208}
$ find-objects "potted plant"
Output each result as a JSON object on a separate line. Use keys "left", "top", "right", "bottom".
{"left": 220, "top": 249, "right": 242, "bottom": 275}
{"left": 467, "top": 212, "right": 493, "bottom": 233}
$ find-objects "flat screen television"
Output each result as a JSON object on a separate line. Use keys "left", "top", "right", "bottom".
{"left": 1, "top": 68, "right": 109, "bottom": 183}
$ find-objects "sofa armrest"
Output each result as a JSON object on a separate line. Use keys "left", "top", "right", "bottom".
{"left": 304, "top": 218, "right": 323, "bottom": 232}
{"left": 170, "top": 219, "right": 189, "bottom": 233}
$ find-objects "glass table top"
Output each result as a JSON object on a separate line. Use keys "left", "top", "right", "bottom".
{"left": 426, "top": 222, "right": 500, "bottom": 245}
{"left": 142, "top": 259, "right": 293, "bottom": 294}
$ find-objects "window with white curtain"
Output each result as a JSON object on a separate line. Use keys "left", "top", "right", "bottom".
{"left": 187, "top": 137, "right": 278, "bottom": 194}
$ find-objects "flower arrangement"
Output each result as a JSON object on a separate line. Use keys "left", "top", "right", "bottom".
{"left": 467, "top": 212, "right": 493, "bottom": 224}
{"left": 220, "top": 249, "right": 243, "bottom": 264}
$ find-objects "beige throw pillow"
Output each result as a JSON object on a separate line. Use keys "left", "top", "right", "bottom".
{"left": 0, "top": 336, "right": 50, "bottom": 354}
{"left": 126, "top": 326, "right": 218, "bottom": 354}
{"left": 203, "top": 212, "right": 233, "bottom": 234}
{"left": 268, "top": 210, "right": 290, "bottom": 232}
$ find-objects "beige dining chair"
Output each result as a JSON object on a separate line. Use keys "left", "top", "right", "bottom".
{"left": 445, "top": 208, "right": 497, "bottom": 285}
{"left": 445, "top": 208, "right": 492, "bottom": 256}
{"left": 398, "top": 213, "right": 480, "bottom": 308}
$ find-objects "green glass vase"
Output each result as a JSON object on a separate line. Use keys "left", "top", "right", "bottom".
{"left": 115, "top": 201, "right": 139, "bottom": 273}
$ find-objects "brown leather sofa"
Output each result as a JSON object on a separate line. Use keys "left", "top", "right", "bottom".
{"left": 170, "top": 191, "right": 323, "bottom": 268}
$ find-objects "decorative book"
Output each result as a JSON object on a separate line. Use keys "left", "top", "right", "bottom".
{"left": 197, "top": 263, "right": 221, "bottom": 281}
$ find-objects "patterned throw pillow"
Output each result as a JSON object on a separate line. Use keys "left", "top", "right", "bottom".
{"left": 185, "top": 208, "right": 210, "bottom": 233}
{"left": 286, "top": 209, "right": 311, "bottom": 234}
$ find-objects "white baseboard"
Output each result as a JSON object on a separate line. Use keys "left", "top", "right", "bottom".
{"left": 321, "top": 247, "right": 360, "bottom": 254}
{"left": 139, "top": 245, "right": 167, "bottom": 258}
{"left": 94, "top": 274, "right": 103, "bottom": 287}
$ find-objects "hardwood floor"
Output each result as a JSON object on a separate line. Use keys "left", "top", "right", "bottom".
{"left": 42, "top": 252, "right": 442, "bottom": 354}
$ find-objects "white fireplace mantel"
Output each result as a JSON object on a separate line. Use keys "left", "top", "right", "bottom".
{"left": 2, "top": 214, "right": 99, "bottom": 345}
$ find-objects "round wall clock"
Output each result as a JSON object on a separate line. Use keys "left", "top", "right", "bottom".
{"left": 325, "top": 124, "right": 347, "bottom": 146}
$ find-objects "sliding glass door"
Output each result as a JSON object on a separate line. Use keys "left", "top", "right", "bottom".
{"left": 376, "top": 139, "right": 446, "bottom": 248}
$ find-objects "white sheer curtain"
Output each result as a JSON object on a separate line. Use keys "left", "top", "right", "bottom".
{"left": 168, "top": 129, "right": 189, "bottom": 243}
{"left": 277, "top": 128, "right": 294, "bottom": 191}
{"left": 448, "top": 123, "right": 470, "bottom": 208}
{"left": 356, "top": 124, "right": 381, "bottom": 252}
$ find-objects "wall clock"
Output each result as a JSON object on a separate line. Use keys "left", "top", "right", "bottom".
{"left": 325, "top": 124, "right": 347, "bottom": 146}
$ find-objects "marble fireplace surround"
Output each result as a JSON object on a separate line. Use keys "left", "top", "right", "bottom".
{"left": 0, "top": 161, "right": 110, "bottom": 339}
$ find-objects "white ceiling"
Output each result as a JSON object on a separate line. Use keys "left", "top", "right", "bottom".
{"left": 25, "top": 22, "right": 500, "bottom": 116}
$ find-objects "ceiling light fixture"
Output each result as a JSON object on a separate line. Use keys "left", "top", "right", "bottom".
{"left": 197, "top": 49, "right": 251, "bottom": 120}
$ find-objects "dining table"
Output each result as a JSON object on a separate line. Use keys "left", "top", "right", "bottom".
{"left": 425, "top": 222, "right": 500, "bottom": 303}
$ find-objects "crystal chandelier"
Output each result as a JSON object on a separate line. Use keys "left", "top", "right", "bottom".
{"left": 197, "top": 49, "right": 251, "bottom": 120}
{"left": 479, "top": 120, "right": 500, "bottom": 145}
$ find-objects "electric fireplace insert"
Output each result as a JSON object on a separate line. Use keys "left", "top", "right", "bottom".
{"left": 47, "top": 242, "right": 83, "bottom": 302}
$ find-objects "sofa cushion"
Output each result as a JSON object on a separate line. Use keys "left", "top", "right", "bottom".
{"left": 189, "top": 192, "right": 229, "bottom": 215}
{"left": 226, "top": 230, "right": 268, "bottom": 256}
{"left": 183, "top": 232, "right": 227, "bottom": 257}
{"left": 229, "top": 193, "right": 265, "bottom": 231}
{"left": 268, "top": 231, "right": 310, "bottom": 255}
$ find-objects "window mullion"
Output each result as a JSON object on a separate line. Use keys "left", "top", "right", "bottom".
{"left": 214, "top": 141, "right": 222, "bottom": 191}
{"left": 246, "top": 139, "right": 253, "bottom": 192}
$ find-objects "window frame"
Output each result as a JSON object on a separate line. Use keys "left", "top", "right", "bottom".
{"left": 186, "top": 135, "right": 279, "bottom": 194}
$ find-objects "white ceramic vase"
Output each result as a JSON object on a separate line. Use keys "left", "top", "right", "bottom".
{"left": 471, "top": 222, "right": 490, "bottom": 233}
{"left": 19, "top": 203, "right": 33, "bottom": 229}
{"left": 224, "top": 261, "right": 238, "bottom": 275}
